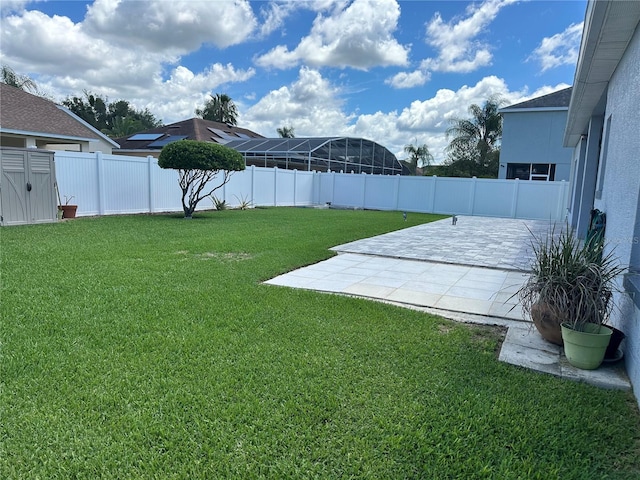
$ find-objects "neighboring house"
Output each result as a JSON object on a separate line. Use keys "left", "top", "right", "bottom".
{"left": 0, "top": 83, "right": 118, "bottom": 154}
{"left": 499, "top": 87, "right": 573, "bottom": 181}
{"left": 564, "top": 0, "right": 640, "bottom": 405}
{"left": 113, "top": 118, "right": 264, "bottom": 158}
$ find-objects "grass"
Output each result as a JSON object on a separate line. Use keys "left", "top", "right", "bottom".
{"left": 1, "top": 208, "right": 639, "bottom": 479}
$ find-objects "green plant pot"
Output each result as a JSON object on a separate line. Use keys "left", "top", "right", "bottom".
{"left": 561, "top": 323, "right": 612, "bottom": 370}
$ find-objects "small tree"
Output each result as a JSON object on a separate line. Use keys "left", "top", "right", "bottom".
{"left": 158, "top": 140, "right": 244, "bottom": 218}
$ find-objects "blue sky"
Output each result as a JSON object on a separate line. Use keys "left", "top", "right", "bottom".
{"left": 0, "top": 0, "right": 586, "bottom": 161}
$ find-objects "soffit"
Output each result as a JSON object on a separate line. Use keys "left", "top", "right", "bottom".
{"left": 564, "top": 1, "right": 640, "bottom": 146}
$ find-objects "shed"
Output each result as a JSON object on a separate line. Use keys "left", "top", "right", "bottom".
{"left": 0, "top": 147, "right": 58, "bottom": 226}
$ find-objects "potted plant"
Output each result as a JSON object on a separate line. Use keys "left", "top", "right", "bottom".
{"left": 59, "top": 195, "right": 78, "bottom": 219}
{"left": 518, "top": 225, "right": 625, "bottom": 369}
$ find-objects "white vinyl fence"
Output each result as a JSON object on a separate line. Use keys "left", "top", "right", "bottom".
{"left": 54, "top": 151, "right": 570, "bottom": 221}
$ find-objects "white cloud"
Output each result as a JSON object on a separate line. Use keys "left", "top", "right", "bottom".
{"left": 241, "top": 69, "right": 570, "bottom": 164}
{"left": 242, "top": 67, "right": 353, "bottom": 137}
{"left": 0, "top": 6, "right": 255, "bottom": 124}
{"left": 255, "top": 0, "right": 409, "bottom": 70}
{"left": 385, "top": 70, "right": 430, "bottom": 89}
{"left": 529, "top": 22, "right": 583, "bottom": 72}
{"left": 84, "top": 0, "right": 257, "bottom": 52}
{"left": 0, "top": 0, "right": 31, "bottom": 15}
{"left": 257, "top": 1, "right": 296, "bottom": 38}
{"left": 422, "top": 0, "right": 517, "bottom": 73}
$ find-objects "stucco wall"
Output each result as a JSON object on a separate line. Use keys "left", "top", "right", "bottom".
{"left": 593, "top": 22, "right": 640, "bottom": 404}
{"left": 499, "top": 110, "right": 573, "bottom": 181}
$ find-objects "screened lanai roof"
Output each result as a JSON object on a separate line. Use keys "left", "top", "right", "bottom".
{"left": 224, "top": 137, "right": 404, "bottom": 175}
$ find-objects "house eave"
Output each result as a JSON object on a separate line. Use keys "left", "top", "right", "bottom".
{"left": 500, "top": 106, "right": 569, "bottom": 114}
{"left": 564, "top": 0, "right": 640, "bottom": 147}
{"left": 0, "top": 128, "right": 96, "bottom": 143}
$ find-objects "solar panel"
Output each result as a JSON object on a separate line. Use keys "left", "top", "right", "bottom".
{"left": 127, "top": 133, "right": 164, "bottom": 141}
{"left": 147, "top": 135, "right": 188, "bottom": 148}
{"left": 208, "top": 127, "right": 239, "bottom": 139}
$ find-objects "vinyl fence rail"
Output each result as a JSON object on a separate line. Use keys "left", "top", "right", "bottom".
{"left": 54, "top": 151, "right": 570, "bottom": 221}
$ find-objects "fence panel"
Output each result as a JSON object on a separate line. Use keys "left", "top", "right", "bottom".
{"left": 54, "top": 152, "right": 101, "bottom": 215}
{"left": 53, "top": 151, "right": 570, "bottom": 221}
{"left": 317, "top": 172, "right": 334, "bottom": 205}
{"left": 333, "top": 173, "right": 365, "bottom": 208}
{"left": 363, "top": 175, "right": 397, "bottom": 210}
{"left": 294, "top": 171, "right": 315, "bottom": 206}
{"left": 473, "top": 179, "right": 515, "bottom": 217}
{"left": 150, "top": 166, "right": 183, "bottom": 213}
{"left": 396, "top": 176, "right": 434, "bottom": 213}
{"left": 102, "top": 155, "right": 149, "bottom": 214}
{"left": 223, "top": 168, "right": 253, "bottom": 207}
{"left": 515, "top": 181, "right": 567, "bottom": 221}
{"left": 432, "top": 177, "right": 474, "bottom": 215}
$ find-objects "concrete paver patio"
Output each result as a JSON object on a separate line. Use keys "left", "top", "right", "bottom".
{"left": 266, "top": 215, "right": 630, "bottom": 391}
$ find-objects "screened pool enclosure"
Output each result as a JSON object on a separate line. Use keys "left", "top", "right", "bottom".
{"left": 224, "top": 137, "right": 405, "bottom": 175}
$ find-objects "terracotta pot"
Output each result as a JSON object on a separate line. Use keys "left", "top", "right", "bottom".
{"left": 60, "top": 205, "right": 77, "bottom": 219}
{"left": 531, "top": 302, "right": 564, "bottom": 346}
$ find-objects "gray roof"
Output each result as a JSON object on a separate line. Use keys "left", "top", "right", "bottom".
{"left": 114, "top": 118, "right": 263, "bottom": 150}
{"left": 501, "top": 87, "right": 573, "bottom": 111}
{"left": 0, "top": 83, "right": 118, "bottom": 146}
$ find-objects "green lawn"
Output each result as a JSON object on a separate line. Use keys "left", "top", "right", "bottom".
{"left": 1, "top": 208, "right": 639, "bottom": 479}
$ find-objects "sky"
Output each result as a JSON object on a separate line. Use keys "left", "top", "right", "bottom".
{"left": 0, "top": 0, "right": 587, "bottom": 162}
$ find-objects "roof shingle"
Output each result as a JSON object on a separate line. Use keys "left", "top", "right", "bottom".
{"left": 0, "top": 83, "right": 105, "bottom": 140}
{"left": 502, "top": 87, "right": 573, "bottom": 111}
{"left": 114, "top": 118, "right": 264, "bottom": 150}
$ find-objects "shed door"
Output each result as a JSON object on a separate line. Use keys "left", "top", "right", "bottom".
{"left": 0, "top": 149, "right": 57, "bottom": 226}
{"left": 28, "top": 151, "right": 57, "bottom": 223}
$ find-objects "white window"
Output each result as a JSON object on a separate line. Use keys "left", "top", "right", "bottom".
{"left": 506, "top": 163, "right": 556, "bottom": 181}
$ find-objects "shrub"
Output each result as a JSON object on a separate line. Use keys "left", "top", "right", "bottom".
{"left": 158, "top": 140, "right": 244, "bottom": 218}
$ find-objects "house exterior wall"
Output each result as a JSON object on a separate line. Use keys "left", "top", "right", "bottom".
{"left": 592, "top": 23, "right": 640, "bottom": 405}
{"left": 499, "top": 110, "right": 573, "bottom": 181}
{"left": 1, "top": 133, "right": 113, "bottom": 154}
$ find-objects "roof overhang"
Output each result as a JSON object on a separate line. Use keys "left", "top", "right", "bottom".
{"left": 0, "top": 128, "right": 96, "bottom": 143}
{"left": 564, "top": 0, "right": 640, "bottom": 147}
{"left": 499, "top": 106, "right": 569, "bottom": 114}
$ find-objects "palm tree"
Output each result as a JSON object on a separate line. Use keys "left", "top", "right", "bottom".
{"left": 195, "top": 93, "right": 238, "bottom": 125}
{"left": 1, "top": 65, "right": 38, "bottom": 93}
{"left": 445, "top": 95, "right": 504, "bottom": 172}
{"left": 277, "top": 126, "right": 295, "bottom": 138}
{"left": 403, "top": 142, "right": 434, "bottom": 175}
{"left": 103, "top": 116, "right": 146, "bottom": 138}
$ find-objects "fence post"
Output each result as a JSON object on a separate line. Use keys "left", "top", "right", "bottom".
{"left": 332, "top": 170, "right": 337, "bottom": 206}
{"left": 430, "top": 176, "right": 437, "bottom": 213}
{"left": 394, "top": 174, "right": 401, "bottom": 211}
{"left": 273, "top": 167, "right": 278, "bottom": 206}
{"left": 361, "top": 172, "right": 366, "bottom": 209}
{"left": 511, "top": 178, "right": 520, "bottom": 218}
{"left": 96, "top": 151, "right": 105, "bottom": 215}
{"left": 469, "top": 176, "right": 477, "bottom": 215}
{"left": 147, "top": 156, "right": 154, "bottom": 213}
{"left": 250, "top": 165, "right": 255, "bottom": 206}
{"left": 557, "top": 180, "right": 568, "bottom": 222}
{"left": 293, "top": 169, "right": 297, "bottom": 206}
